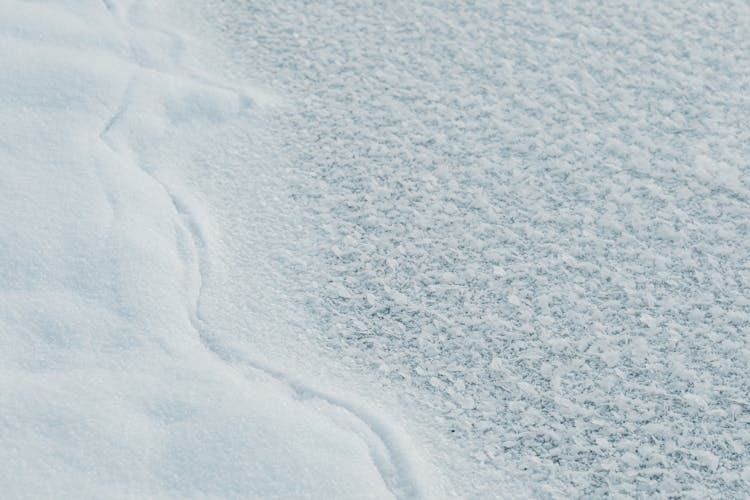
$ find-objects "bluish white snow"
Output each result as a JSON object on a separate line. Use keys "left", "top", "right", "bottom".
{"left": 184, "top": 0, "right": 750, "bottom": 497}
{"left": 2, "top": 0, "right": 750, "bottom": 498}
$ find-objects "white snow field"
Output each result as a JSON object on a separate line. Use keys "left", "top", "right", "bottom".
{"left": 0, "top": 1, "right": 445, "bottom": 499}
{"left": 2, "top": 0, "right": 750, "bottom": 499}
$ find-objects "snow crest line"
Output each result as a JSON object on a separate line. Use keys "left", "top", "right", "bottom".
{"left": 99, "top": 2, "right": 427, "bottom": 498}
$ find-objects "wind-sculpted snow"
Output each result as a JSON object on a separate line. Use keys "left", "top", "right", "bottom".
{"left": 201, "top": 0, "right": 750, "bottom": 497}
{"left": 0, "top": 1, "right": 438, "bottom": 498}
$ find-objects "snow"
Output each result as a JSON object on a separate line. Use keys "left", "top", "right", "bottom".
{"left": 0, "top": 1, "right": 439, "bottom": 498}
{"left": 3, "top": 0, "right": 750, "bottom": 498}
{"left": 184, "top": 0, "right": 750, "bottom": 497}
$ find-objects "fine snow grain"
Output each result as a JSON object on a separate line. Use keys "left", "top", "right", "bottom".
{"left": 0, "top": 1, "right": 438, "bottom": 498}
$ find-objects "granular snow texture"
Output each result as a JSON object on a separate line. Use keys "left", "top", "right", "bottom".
{"left": 205, "top": 0, "right": 750, "bottom": 496}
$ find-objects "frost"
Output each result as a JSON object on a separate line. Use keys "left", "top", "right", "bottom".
{"left": 10, "top": 0, "right": 744, "bottom": 497}
{"left": 692, "top": 451, "right": 720, "bottom": 473}
{"left": 683, "top": 394, "right": 709, "bottom": 411}
{"left": 208, "top": 0, "right": 750, "bottom": 495}
{"left": 489, "top": 357, "right": 504, "bottom": 372}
